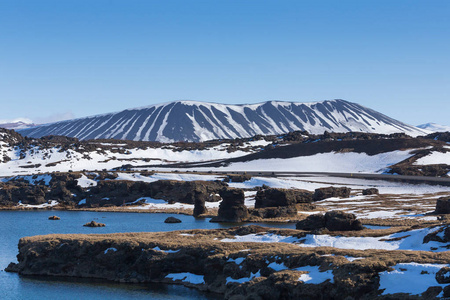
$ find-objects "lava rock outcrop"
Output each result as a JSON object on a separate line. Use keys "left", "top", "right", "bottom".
{"left": 296, "top": 211, "right": 363, "bottom": 231}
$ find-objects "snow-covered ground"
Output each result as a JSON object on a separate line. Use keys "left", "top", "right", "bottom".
{"left": 2, "top": 133, "right": 442, "bottom": 177}
{"left": 0, "top": 143, "right": 256, "bottom": 176}
{"left": 193, "top": 150, "right": 416, "bottom": 173}
{"left": 227, "top": 175, "right": 450, "bottom": 195}
{"left": 124, "top": 197, "right": 222, "bottom": 210}
{"left": 379, "top": 263, "right": 448, "bottom": 296}
{"left": 221, "top": 226, "right": 448, "bottom": 252}
{"left": 17, "top": 200, "right": 59, "bottom": 209}
{"left": 414, "top": 151, "right": 450, "bottom": 165}
{"left": 76, "top": 174, "right": 98, "bottom": 188}
{"left": 115, "top": 172, "right": 223, "bottom": 183}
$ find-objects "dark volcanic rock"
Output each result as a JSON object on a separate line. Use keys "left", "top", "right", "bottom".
{"left": 296, "top": 214, "right": 326, "bottom": 231}
{"left": 193, "top": 194, "right": 207, "bottom": 218}
{"left": 0, "top": 182, "right": 47, "bottom": 205}
{"left": 49, "top": 172, "right": 82, "bottom": 187}
{"left": 313, "top": 187, "right": 351, "bottom": 201}
{"left": 362, "top": 188, "right": 379, "bottom": 195}
{"left": 7, "top": 226, "right": 449, "bottom": 300}
{"left": 423, "top": 225, "right": 450, "bottom": 244}
{"left": 48, "top": 216, "right": 60, "bottom": 220}
{"left": 255, "top": 188, "right": 313, "bottom": 208}
{"left": 436, "top": 267, "right": 450, "bottom": 284}
{"left": 389, "top": 163, "right": 450, "bottom": 177}
{"left": 0, "top": 128, "right": 27, "bottom": 148}
{"left": 83, "top": 179, "right": 228, "bottom": 208}
{"left": 325, "top": 211, "right": 363, "bottom": 231}
{"left": 148, "top": 180, "right": 227, "bottom": 205}
{"left": 444, "top": 285, "right": 450, "bottom": 298}
{"left": 83, "top": 221, "right": 105, "bottom": 227}
{"left": 40, "top": 135, "right": 79, "bottom": 144}
{"left": 207, "top": 193, "right": 222, "bottom": 202}
{"left": 86, "top": 180, "right": 151, "bottom": 207}
{"left": 49, "top": 181, "right": 75, "bottom": 203}
{"left": 224, "top": 174, "right": 252, "bottom": 183}
{"left": 0, "top": 172, "right": 84, "bottom": 206}
{"left": 296, "top": 211, "right": 363, "bottom": 231}
{"left": 94, "top": 171, "right": 119, "bottom": 181}
{"left": 251, "top": 207, "right": 297, "bottom": 219}
{"left": 210, "top": 188, "right": 248, "bottom": 222}
{"left": 164, "top": 217, "right": 182, "bottom": 223}
{"left": 436, "top": 197, "right": 450, "bottom": 214}
{"left": 1, "top": 174, "right": 228, "bottom": 209}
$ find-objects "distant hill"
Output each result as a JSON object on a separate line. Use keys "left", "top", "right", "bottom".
{"left": 417, "top": 123, "right": 450, "bottom": 133}
{"left": 0, "top": 120, "right": 36, "bottom": 130}
{"left": 19, "top": 99, "right": 427, "bottom": 142}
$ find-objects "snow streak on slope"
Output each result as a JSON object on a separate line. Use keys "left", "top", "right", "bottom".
{"left": 19, "top": 100, "right": 426, "bottom": 142}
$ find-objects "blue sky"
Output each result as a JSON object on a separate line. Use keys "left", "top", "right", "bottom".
{"left": 0, "top": 0, "right": 449, "bottom": 126}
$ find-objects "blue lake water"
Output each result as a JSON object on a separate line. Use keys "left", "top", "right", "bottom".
{"left": 0, "top": 211, "right": 295, "bottom": 299}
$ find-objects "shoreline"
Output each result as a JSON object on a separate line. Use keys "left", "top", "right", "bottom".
{"left": 1, "top": 206, "right": 444, "bottom": 227}
{"left": 0, "top": 206, "right": 303, "bottom": 224}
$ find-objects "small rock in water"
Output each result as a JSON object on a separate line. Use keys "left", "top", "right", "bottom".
{"left": 48, "top": 215, "right": 60, "bottom": 220}
{"left": 164, "top": 217, "right": 182, "bottom": 223}
{"left": 83, "top": 221, "right": 105, "bottom": 227}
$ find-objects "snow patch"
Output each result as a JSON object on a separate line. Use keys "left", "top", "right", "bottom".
{"left": 379, "top": 263, "right": 449, "bottom": 295}
{"left": 76, "top": 175, "right": 98, "bottom": 188}
{"left": 18, "top": 200, "right": 59, "bottom": 208}
{"left": 297, "top": 265, "right": 334, "bottom": 284}
{"left": 104, "top": 247, "right": 117, "bottom": 254}
{"left": 165, "top": 273, "right": 205, "bottom": 285}
{"left": 226, "top": 271, "right": 261, "bottom": 284}
{"left": 153, "top": 246, "right": 180, "bottom": 253}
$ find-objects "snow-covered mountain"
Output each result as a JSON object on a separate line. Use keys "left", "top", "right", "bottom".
{"left": 19, "top": 99, "right": 426, "bottom": 142}
{"left": 417, "top": 123, "right": 450, "bottom": 133}
{"left": 0, "top": 120, "right": 36, "bottom": 130}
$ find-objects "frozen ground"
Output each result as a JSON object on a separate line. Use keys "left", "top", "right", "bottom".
{"left": 193, "top": 150, "right": 416, "bottom": 173}
{"left": 0, "top": 142, "right": 258, "bottom": 176}
{"left": 227, "top": 175, "right": 450, "bottom": 195}
{"left": 379, "top": 263, "right": 448, "bottom": 296}
{"left": 221, "top": 226, "right": 448, "bottom": 252}
{"left": 415, "top": 151, "right": 450, "bottom": 166}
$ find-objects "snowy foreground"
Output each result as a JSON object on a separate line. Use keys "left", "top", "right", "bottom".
{"left": 2, "top": 128, "right": 450, "bottom": 297}
{"left": 4, "top": 170, "right": 450, "bottom": 297}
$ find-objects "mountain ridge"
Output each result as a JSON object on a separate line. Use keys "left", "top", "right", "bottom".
{"left": 19, "top": 99, "right": 427, "bottom": 142}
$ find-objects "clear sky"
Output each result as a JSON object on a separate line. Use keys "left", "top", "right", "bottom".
{"left": 0, "top": 0, "right": 449, "bottom": 126}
